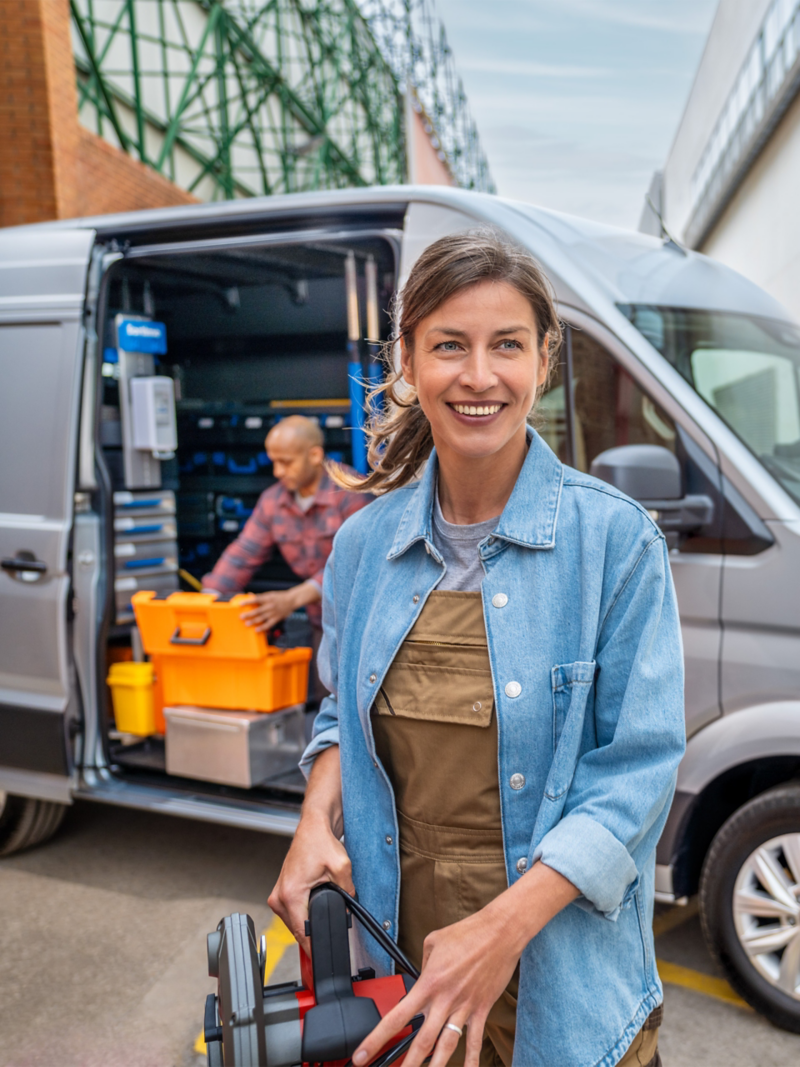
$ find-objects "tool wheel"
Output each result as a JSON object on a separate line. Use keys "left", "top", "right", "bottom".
{"left": 0, "top": 791, "right": 67, "bottom": 856}
{"left": 700, "top": 783, "right": 800, "bottom": 1032}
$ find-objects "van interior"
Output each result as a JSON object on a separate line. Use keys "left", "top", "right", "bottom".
{"left": 97, "top": 235, "right": 397, "bottom": 800}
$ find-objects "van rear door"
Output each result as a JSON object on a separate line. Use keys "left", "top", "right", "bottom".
{"left": 0, "top": 226, "right": 95, "bottom": 802}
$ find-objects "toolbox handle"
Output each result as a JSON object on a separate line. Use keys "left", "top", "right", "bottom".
{"left": 170, "top": 625, "right": 211, "bottom": 646}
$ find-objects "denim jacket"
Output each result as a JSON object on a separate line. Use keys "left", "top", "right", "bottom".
{"left": 301, "top": 428, "right": 686, "bottom": 1067}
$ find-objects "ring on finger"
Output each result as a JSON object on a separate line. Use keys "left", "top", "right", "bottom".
{"left": 444, "top": 1022, "right": 464, "bottom": 1037}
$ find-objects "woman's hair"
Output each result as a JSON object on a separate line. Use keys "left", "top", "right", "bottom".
{"left": 332, "top": 227, "right": 562, "bottom": 494}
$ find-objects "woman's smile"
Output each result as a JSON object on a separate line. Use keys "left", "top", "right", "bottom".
{"left": 447, "top": 400, "right": 507, "bottom": 421}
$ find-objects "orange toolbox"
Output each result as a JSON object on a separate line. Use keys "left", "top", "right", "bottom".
{"left": 132, "top": 591, "right": 312, "bottom": 713}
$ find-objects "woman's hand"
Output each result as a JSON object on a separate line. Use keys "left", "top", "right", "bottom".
{"left": 267, "top": 746, "right": 351, "bottom": 954}
{"left": 352, "top": 862, "right": 579, "bottom": 1067}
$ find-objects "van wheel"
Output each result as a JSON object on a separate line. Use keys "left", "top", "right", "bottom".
{"left": 699, "top": 784, "right": 800, "bottom": 1032}
{"left": 0, "top": 791, "right": 67, "bottom": 856}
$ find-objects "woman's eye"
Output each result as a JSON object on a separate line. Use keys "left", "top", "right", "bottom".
{"left": 498, "top": 339, "right": 522, "bottom": 350}
{"left": 436, "top": 341, "right": 461, "bottom": 352}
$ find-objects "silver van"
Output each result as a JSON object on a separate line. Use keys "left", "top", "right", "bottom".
{"left": 1, "top": 187, "right": 799, "bottom": 1029}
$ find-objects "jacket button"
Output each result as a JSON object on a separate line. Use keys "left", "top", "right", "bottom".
{"left": 473, "top": 701, "right": 482, "bottom": 712}
{"left": 505, "top": 681, "right": 522, "bottom": 698}
{"left": 516, "top": 857, "right": 528, "bottom": 874}
{"left": 382, "top": 919, "right": 392, "bottom": 931}
{"left": 412, "top": 594, "right": 420, "bottom": 604}
{"left": 369, "top": 674, "right": 377, "bottom": 684}
{"left": 492, "top": 593, "right": 508, "bottom": 608}
{"left": 510, "top": 773, "right": 525, "bottom": 790}
{"left": 385, "top": 835, "right": 393, "bottom": 845}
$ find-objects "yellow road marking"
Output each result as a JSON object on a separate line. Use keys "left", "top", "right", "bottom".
{"left": 194, "top": 915, "right": 296, "bottom": 1056}
{"left": 657, "top": 958, "right": 751, "bottom": 1010}
{"left": 652, "top": 898, "right": 699, "bottom": 938}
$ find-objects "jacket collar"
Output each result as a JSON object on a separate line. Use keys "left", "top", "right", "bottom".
{"left": 387, "top": 426, "right": 564, "bottom": 560}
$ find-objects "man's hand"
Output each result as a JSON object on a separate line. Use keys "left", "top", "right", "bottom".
{"left": 239, "top": 580, "right": 321, "bottom": 632}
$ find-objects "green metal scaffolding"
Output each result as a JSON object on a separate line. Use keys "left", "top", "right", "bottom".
{"left": 70, "top": 0, "right": 494, "bottom": 201}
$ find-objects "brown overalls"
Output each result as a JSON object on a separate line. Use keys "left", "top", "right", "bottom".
{"left": 371, "top": 590, "right": 661, "bottom": 1067}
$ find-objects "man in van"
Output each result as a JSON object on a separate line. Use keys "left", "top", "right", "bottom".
{"left": 202, "top": 415, "right": 370, "bottom": 702}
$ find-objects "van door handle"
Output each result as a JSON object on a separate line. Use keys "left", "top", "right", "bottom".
{"left": 2, "top": 555, "right": 48, "bottom": 577}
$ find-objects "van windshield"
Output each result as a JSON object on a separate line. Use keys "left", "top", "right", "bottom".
{"left": 619, "top": 304, "right": 800, "bottom": 505}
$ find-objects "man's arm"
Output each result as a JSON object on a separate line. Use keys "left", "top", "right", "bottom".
{"left": 201, "top": 492, "right": 276, "bottom": 593}
{"left": 240, "top": 579, "right": 321, "bottom": 633}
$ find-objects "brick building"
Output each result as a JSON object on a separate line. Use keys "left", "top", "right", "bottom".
{"left": 0, "top": 0, "right": 197, "bottom": 227}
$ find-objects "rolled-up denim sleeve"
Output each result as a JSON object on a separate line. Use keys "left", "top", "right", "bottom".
{"left": 299, "top": 549, "right": 340, "bottom": 777}
{"left": 532, "top": 535, "right": 686, "bottom": 918}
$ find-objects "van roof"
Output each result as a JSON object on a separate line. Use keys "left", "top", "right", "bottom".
{"left": 5, "top": 185, "right": 792, "bottom": 324}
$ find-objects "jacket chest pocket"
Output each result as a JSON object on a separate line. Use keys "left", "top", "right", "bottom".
{"left": 544, "top": 661, "right": 597, "bottom": 800}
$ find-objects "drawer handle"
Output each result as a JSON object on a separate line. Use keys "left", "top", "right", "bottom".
{"left": 170, "top": 625, "right": 211, "bottom": 646}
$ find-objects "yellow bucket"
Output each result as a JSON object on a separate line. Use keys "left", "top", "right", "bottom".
{"left": 107, "top": 661, "right": 156, "bottom": 736}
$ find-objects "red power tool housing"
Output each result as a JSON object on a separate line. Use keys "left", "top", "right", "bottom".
{"left": 204, "top": 884, "right": 418, "bottom": 1067}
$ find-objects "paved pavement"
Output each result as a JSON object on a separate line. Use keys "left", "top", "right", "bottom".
{"left": 1, "top": 800, "right": 799, "bottom": 1066}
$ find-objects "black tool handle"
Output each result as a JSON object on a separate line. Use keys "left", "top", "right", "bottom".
{"left": 307, "top": 883, "right": 354, "bottom": 1004}
{"left": 170, "top": 625, "right": 211, "bottom": 646}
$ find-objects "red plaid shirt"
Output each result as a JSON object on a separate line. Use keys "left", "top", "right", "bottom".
{"left": 202, "top": 471, "right": 370, "bottom": 627}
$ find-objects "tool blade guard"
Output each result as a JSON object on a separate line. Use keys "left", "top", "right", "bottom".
{"left": 204, "top": 883, "right": 419, "bottom": 1067}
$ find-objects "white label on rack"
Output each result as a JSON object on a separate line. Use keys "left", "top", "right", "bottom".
{"left": 198, "top": 417, "right": 214, "bottom": 429}
{"left": 114, "top": 518, "right": 135, "bottom": 531}
{"left": 114, "top": 491, "right": 134, "bottom": 504}
{"left": 114, "top": 543, "right": 136, "bottom": 557}
{"left": 115, "top": 576, "right": 137, "bottom": 591}
{"left": 245, "top": 416, "right": 263, "bottom": 429}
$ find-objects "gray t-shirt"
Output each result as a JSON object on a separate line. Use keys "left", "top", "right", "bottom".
{"left": 432, "top": 487, "right": 499, "bottom": 592}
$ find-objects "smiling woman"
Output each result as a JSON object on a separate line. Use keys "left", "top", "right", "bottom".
{"left": 333, "top": 230, "right": 561, "bottom": 501}
{"left": 268, "top": 230, "right": 686, "bottom": 1067}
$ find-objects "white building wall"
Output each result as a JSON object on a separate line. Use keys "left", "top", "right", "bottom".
{"left": 662, "top": 0, "right": 773, "bottom": 239}
{"left": 701, "top": 89, "right": 800, "bottom": 321}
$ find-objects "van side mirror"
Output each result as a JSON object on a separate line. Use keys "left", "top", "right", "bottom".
{"left": 590, "top": 444, "right": 714, "bottom": 536}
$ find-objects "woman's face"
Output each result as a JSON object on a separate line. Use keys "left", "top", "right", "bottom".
{"left": 401, "top": 279, "right": 548, "bottom": 462}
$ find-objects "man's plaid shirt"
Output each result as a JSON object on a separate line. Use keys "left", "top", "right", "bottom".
{"left": 202, "top": 470, "right": 370, "bottom": 627}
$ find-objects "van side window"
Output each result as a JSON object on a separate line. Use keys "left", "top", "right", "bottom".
{"left": 569, "top": 328, "right": 677, "bottom": 473}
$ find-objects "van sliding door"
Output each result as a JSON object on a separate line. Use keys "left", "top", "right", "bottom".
{"left": 0, "top": 228, "right": 95, "bottom": 801}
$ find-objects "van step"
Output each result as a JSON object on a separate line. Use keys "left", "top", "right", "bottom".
{"left": 75, "top": 770, "right": 301, "bottom": 836}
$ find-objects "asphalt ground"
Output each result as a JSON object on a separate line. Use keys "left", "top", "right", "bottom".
{"left": 1, "top": 801, "right": 799, "bottom": 1067}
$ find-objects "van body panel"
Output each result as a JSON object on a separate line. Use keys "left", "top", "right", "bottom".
{"left": 720, "top": 521, "right": 800, "bottom": 712}
{"left": 0, "top": 766, "right": 74, "bottom": 804}
{"left": 676, "top": 701, "right": 800, "bottom": 796}
{"left": 0, "top": 228, "right": 95, "bottom": 780}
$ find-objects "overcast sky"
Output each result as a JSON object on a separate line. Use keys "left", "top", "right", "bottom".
{"left": 433, "top": 0, "right": 720, "bottom": 229}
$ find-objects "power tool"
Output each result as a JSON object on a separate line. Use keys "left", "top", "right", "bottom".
{"left": 204, "top": 883, "right": 421, "bottom": 1067}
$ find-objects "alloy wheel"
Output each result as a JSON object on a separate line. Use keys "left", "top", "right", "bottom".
{"left": 733, "top": 833, "right": 800, "bottom": 999}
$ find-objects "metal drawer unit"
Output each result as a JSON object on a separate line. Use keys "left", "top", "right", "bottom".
{"left": 113, "top": 490, "right": 179, "bottom": 624}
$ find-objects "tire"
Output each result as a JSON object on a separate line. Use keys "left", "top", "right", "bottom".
{"left": 699, "top": 783, "right": 800, "bottom": 1032}
{"left": 0, "top": 790, "right": 67, "bottom": 857}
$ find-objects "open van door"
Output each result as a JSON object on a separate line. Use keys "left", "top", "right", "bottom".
{"left": 0, "top": 227, "right": 95, "bottom": 803}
